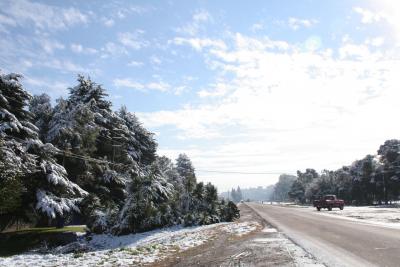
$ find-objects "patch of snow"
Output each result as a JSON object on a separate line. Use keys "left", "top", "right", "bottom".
{"left": 221, "top": 221, "right": 260, "bottom": 236}
{"left": 75, "top": 232, "right": 87, "bottom": 237}
{"left": 262, "top": 227, "right": 278, "bottom": 233}
{"left": 283, "top": 236, "right": 325, "bottom": 267}
{"left": 35, "top": 190, "right": 81, "bottom": 219}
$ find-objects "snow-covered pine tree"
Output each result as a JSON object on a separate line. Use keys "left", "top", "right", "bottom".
{"left": 118, "top": 106, "right": 157, "bottom": 166}
{"left": 193, "top": 182, "right": 205, "bottom": 211}
{"left": 176, "top": 154, "right": 196, "bottom": 215}
{"left": 15, "top": 74, "right": 239, "bottom": 233}
{"left": 29, "top": 93, "right": 53, "bottom": 141}
{"left": 115, "top": 161, "right": 174, "bottom": 234}
{"left": 220, "top": 200, "right": 240, "bottom": 222}
{"left": 155, "top": 156, "right": 184, "bottom": 222}
{"left": 45, "top": 76, "right": 138, "bottom": 232}
{"left": 0, "top": 73, "right": 86, "bottom": 229}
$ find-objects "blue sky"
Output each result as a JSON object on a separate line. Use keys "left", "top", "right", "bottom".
{"left": 1, "top": 0, "right": 400, "bottom": 191}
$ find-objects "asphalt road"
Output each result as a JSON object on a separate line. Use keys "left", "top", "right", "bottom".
{"left": 247, "top": 203, "right": 400, "bottom": 267}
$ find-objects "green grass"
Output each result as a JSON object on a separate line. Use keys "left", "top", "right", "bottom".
{"left": 0, "top": 226, "right": 87, "bottom": 257}
{"left": 11, "top": 225, "right": 86, "bottom": 234}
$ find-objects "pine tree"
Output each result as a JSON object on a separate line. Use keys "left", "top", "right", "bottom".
{"left": 378, "top": 140, "right": 400, "bottom": 203}
{"left": 0, "top": 73, "right": 86, "bottom": 229}
{"left": 1, "top": 73, "right": 239, "bottom": 233}
{"left": 155, "top": 156, "right": 183, "bottom": 222}
{"left": 29, "top": 93, "right": 53, "bottom": 141}
{"left": 114, "top": 162, "right": 174, "bottom": 234}
{"left": 176, "top": 154, "right": 196, "bottom": 213}
{"left": 236, "top": 186, "right": 243, "bottom": 202}
{"left": 45, "top": 77, "right": 128, "bottom": 226}
{"left": 118, "top": 106, "right": 157, "bottom": 166}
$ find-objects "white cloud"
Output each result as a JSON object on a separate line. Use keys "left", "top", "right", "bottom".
{"left": 174, "top": 85, "right": 187, "bottom": 95}
{"left": 353, "top": 2, "right": 400, "bottom": 43}
{"left": 0, "top": 13, "right": 16, "bottom": 28}
{"left": 114, "top": 78, "right": 170, "bottom": 92}
{"left": 150, "top": 55, "right": 162, "bottom": 65}
{"left": 112, "top": 5, "right": 149, "bottom": 20}
{"left": 0, "top": 0, "right": 88, "bottom": 31}
{"left": 365, "top": 36, "right": 385, "bottom": 47}
{"left": 40, "top": 39, "right": 65, "bottom": 54}
{"left": 70, "top": 43, "right": 98, "bottom": 54}
{"left": 193, "top": 9, "right": 211, "bottom": 23}
{"left": 103, "top": 18, "right": 115, "bottom": 27}
{"left": 127, "top": 60, "right": 144, "bottom": 67}
{"left": 24, "top": 75, "right": 69, "bottom": 98}
{"left": 353, "top": 7, "right": 383, "bottom": 24}
{"left": 198, "top": 81, "right": 231, "bottom": 98}
{"left": 288, "top": 17, "right": 318, "bottom": 30}
{"left": 101, "top": 42, "right": 128, "bottom": 58}
{"left": 147, "top": 81, "right": 170, "bottom": 91}
{"left": 304, "top": 35, "right": 322, "bottom": 51}
{"left": 175, "top": 9, "right": 212, "bottom": 36}
{"left": 41, "top": 58, "right": 90, "bottom": 73}
{"left": 172, "top": 37, "right": 227, "bottom": 51}
{"left": 118, "top": 31, "right": 148, "bottom": 50}
{"left": 140, "top": 32, "right": 400, "bottom": 190}
{"left": 114, "top": 79, "right": 144, "bottom": 90}
{"left": 251, "top": 23, "right": 264, "bottom": 32}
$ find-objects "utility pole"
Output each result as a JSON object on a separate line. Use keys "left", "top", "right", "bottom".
{"left": 110, "top": 129, "right": 124, "bottom": 164}
{"left": 383, "top": 171, "right": 387, "bottom": 204}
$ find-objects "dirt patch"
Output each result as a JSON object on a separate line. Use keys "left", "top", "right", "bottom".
{"left": 152, "top": 204, "right": 306, "bottom": 267}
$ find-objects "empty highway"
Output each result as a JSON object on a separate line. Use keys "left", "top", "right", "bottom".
{"left": 247, "top": 203, "right": 400, "bottom": 267}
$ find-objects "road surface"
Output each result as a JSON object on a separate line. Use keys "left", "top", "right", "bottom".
{"left": 247, "top": 203, "right": 400, "bottom": 267}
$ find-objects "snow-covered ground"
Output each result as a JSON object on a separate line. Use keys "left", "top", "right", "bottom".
{"left": 252, "top": 226, "right": 324, "bottom": 267}
{"left": 266, "top": 202, "right": 400, "bottom": 228}
{"left": 0, "top": 221, "right": 259, "bottom": 267}
{"left": 217, "top": 224, "right": 324, "bottom": 266}
{"left": 221, "top": 221, "right": 259, "bottom": 236}
{"left": 315, "top": 205, "right": 400, "bottom": 228}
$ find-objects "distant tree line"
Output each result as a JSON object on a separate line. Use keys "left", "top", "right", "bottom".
{"left": 272, "top": 141, "right": 400, "bottom": 205}
{"left": 0, "top": 72, "right": 239, "bottom": 234}
{"left": 221, "top": 186, "right": 274, "bottom": 203}
{"left": 230, "top": 187, "right": 243, "bottom": 202}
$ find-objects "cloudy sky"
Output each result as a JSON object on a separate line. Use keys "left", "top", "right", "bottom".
{"left": 1, "top": 0, "right": 400, "bottom": 191}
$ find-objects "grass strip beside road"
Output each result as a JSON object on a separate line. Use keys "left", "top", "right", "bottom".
{"left": 0, "top": 226, "right": 86, "bottom": 257}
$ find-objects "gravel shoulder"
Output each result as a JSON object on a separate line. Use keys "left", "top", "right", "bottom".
{"left": 156, "top": 204, "right": 323, "bottom": 267}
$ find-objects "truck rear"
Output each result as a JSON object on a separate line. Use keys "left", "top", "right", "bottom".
{"left": 313, "top": 195, "right": 344, "bottom": 211}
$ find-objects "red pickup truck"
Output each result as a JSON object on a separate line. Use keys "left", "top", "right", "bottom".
{"left": 313, "top": 195, "right": 344, "bottom": 211}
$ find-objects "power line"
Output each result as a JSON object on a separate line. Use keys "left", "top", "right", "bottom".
{"left": 4, "top": 135, "right": 289, "bottom": 175}
{"left": 196, "top": 169, "right": 296, "bottom": 175}
{"left": 2, "top": 135, "right": 134, "bottom": 169}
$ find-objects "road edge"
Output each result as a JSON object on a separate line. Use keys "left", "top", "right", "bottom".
{"left": 244, "top": 202, "right": 324, "bottom": 266}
